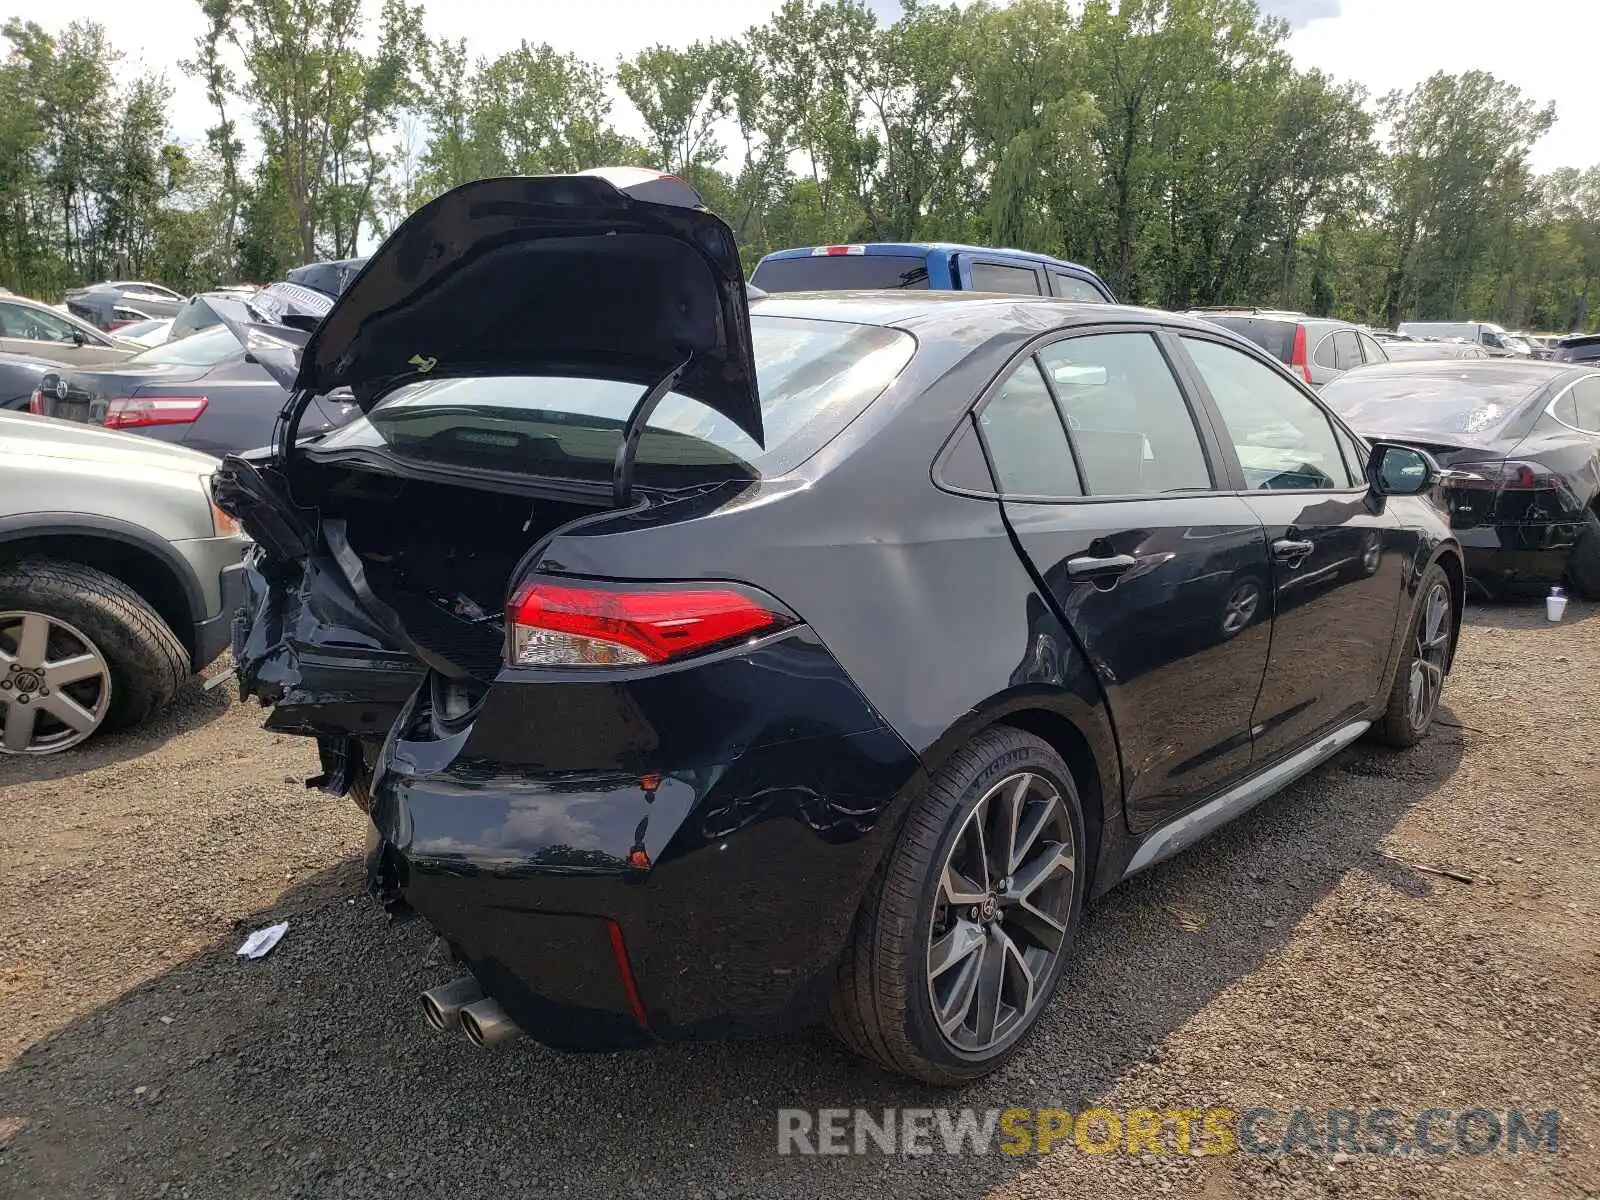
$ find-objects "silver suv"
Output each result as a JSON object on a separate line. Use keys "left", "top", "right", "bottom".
{"left": 1190, "top": 309, "right": 1390, "bottom": 387}
{"left": 0, "top": 412, "right": 248, "bottom": 754}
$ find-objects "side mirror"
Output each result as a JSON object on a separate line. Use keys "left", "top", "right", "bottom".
{"left": 1366, "top": 441, "right": 1440, "bottom": 496}
{"left": 70, "top": 328, "right": 86, "bottom": 346}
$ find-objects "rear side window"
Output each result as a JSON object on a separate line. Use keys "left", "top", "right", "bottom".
{"left": 1038, "top": 334, "right": 1212, "bottom": 495}
{"left": 1559, "top": 377, "right": 1600, "bottom": 432}
{"left": 968, "top": 261, "right": 1043, "bottom": 295}
{"left": 313, "top": 315, "right": 915, "bottom": 483}
{"left": 1332, "top": 331, "right": 1363, "bottom": 371}
{"left": 977, "top": 359, "right": 1081, "bottom": 496}
{"left": 750, "top": 254, "right": 930, "bottom": 292}
{"left": 1203, "top": 316, "right": 1297, "bottom": 364}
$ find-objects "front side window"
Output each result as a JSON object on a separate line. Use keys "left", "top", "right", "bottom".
{"left": 1038, "top": 333, "right": 1213, "bottom": 496}
{"left": 0, "top": 303, "right": 82, "bottom": 344}
{"left": 968, "top": 262, "right": 1043, "bottom": 295}
{"left": 1049, "top": 272, "right": 1109, "bottom": 303}
{"left": 977, "top": 358, "right": 1081, "bottom": 497}
{"left": 1182, "top": 336, "right": 1357, "bottom": 490}
{"left": 1358, "top": 333, "right": 1389, "bottom": 364}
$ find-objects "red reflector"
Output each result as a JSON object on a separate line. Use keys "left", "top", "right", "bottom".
{"left": 27, "top": 389, "right": 44, "bottom": 414}
{"left": 812, "top": 244, "right": 866, "bottom": 256}
{"left": 508, "top": 580, "right": 793, "bottom": 667}
{"left": 101, "top": 396, "right": 209, "bottom": 429}
{"left": 605, "top": 919, "right": 649, "bottom": 1029}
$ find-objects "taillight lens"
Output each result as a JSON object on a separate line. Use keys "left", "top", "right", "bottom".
{"left": 1442, "top": 460, "right": 1557, "bottom": 491}
{"left": 1290, "top": 325, "right": 1313, "bottom": 385}
{"left": 27, "top": 389, "right": 43, "bottom": 414}
{"left": 101, "top": 396, "right": 209, "bottom": 429}
{"left": 508, "top": 579, "right": 795, "bottom": 668}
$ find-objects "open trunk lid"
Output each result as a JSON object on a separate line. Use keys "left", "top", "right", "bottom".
{"left": 280, "top": 172, "right": 762, "bottom": 448}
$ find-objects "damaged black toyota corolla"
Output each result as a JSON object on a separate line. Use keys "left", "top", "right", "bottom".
{"left": 215, "top": 171, "right": 1464, "bottom": 1085}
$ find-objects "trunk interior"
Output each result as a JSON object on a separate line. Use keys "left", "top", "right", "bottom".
{"left": 288, "top": 459, "right": 605, "bottom": 681}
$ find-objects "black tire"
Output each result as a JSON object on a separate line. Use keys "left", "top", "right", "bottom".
{"left": 0, "top": 558, "right": 188, "bottom": 738}
{"left": 828, "top": 727, "right": 1086, "bottom": 1085}
{"left": 1371, "top": 563, "right": 1453, "bottom": 748}
{"left": 1566, "top": 509, "right": 1600, "bottom": 600}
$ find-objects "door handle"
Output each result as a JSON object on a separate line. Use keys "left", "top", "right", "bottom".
{"left": 1272, "top": 538, "right": 1315, "bottom": 562}
{"left": 1066, "top": 552, "right": 1137, "bottom": 581}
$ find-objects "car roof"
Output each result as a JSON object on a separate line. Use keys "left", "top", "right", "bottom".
{"left": 1324, "top": 357, "right": 1582, "bottom": 390}
{"left": 750, "top": 290, "right": 1217, "bottom": 337}
{"left": 758, "top": 242, "right": 1104, "bottom": 276}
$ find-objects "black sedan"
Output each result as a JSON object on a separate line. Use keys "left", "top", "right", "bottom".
{"left": 0, "top": 350, "right": 58, "bottom": 410}
{"left": 215, "top": 172, "right": 1462, "bottom": 1084}
{"left": 34, "top": 319, "right": 360, "bottom": 457}
{"left": 1321, "top": 360, "right": 1600, "bottom": 599}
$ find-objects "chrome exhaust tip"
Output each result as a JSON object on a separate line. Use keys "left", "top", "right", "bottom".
{"left": 421, "top": 977, "right": 484, "bottom": 1032}
{"left": 460, "top": 997, "right": 522, "bottom": 1048}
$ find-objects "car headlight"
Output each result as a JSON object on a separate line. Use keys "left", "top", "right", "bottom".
{"left": 201, "top": 474, "right": 241, "bottom": 537}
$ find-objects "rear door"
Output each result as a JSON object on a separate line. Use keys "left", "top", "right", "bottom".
{"left": 977, "top": 327, "right": 1274, "bottom": 832}
{"left": 959, "top": 257, "right": 1047, "bottom": 295}
{"left": 1174, "top": 333, "right": 1408, "bottom": 763}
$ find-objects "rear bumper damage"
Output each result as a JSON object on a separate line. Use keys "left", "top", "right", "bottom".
{"left": 361, "top": 633, "right": 922, "bottom": 1049}
{"left": 1454, "top": 521, "right": 1582, "bottom": 596}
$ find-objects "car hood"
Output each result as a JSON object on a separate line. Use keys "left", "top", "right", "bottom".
{"left": 289, "top": 174, "right": 763, "bottom": 446}
{"left": 0, "top": 410, "right": 218, "bottom": 471}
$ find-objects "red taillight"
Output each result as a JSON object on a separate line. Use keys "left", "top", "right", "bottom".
{"left": 101, "top": 396, "right": 209, "bottom": 429}
{"left": 1290, "top": 325, "right": 1313, "bottom": 385}
{"left": 1444, "top": 460, "right": 1556, "bottom": 491}
{"left": 27, "top": 389, "right": 43, "bottom": 414}
{"left": 507, "top": 579, "right": 794, "bottom": 668}
{"left": 812, "top": 244, "right": 866, "bottom": 256}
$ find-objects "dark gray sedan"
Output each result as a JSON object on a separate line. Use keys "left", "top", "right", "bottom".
{"left": 34, "top": 322, "right": 361, "bottom": 457}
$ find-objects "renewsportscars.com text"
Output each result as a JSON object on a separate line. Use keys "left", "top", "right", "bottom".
{"left": 776, "top": 1106, "right": 1560, "bottom": 1158}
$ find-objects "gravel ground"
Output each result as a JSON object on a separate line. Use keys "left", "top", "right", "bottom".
{"left": 1, "top": 600, "right": 1596, "bottom": 1200}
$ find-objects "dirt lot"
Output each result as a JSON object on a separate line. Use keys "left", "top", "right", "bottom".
{"left": 1, "top": 600, "right": 1597, "bottom": 1200}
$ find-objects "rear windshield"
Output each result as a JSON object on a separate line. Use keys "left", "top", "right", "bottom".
{"left": 1319, "top": 369, "right": 1543, "bottom": 436}
{"left": 751, "top": 254, "right": 931, "bottom": 292}
{"left": 124, "top": 323, "right": 241, "bottom": 366}
{"left": 1200, "top": 316, "right": 1297, "bottom": 363}
{"left": 311, "top": 315, "right": 916, "bottom": 483}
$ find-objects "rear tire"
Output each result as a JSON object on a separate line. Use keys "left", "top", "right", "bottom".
{"left": 1566, "top": 509, "right": 1600, "bottom": 600}
{"left": 1371, "top": 564, "right": 1453, "bottom": 748}
{"left": 0, "top": 558, "right": 188, "bottom": 751}
{"left": 828, "top": 727, "right": 1086, "bottom": 1084}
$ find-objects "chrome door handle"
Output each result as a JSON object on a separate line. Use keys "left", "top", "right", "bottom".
{"left": 1066, "top": 552, "right": 1137, "bottom": 580}
{"left": 1272, "top": 538, "right": 1315, "bottom": 562}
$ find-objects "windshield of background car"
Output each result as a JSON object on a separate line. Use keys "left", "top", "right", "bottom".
{"left": 750, "top": 254, "right": 932, "bottom": 292}
{"left": 310, "top": 315, "right": 917, "bottom": 483}
{"left": 124, "top": 323, "right": 241, "bottom": 367}
{"left": 1200, "top": 316, "right": 1297, "bottom": 363}
{"left": 1320, "top": 369, "right": 1545, "bottom": 436}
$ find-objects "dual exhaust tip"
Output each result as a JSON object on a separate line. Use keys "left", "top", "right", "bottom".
{"left": 421, "top": 977, "right": 521, "bottom": 1048}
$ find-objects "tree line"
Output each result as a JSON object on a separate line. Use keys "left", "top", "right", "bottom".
{"left": 1, "top": 0, "right": 1596, "bottom": 332}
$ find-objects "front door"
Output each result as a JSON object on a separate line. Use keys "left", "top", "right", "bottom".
{"left": 1175, "top": 333, "right": 1408, "bottom": 763}
{"left": 976, "top": 329, "right": 1274, "bottom": 832}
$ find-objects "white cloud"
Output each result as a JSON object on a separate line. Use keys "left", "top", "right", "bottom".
{"left": 1259, "top": 0, "right": 1341, "bottom": 29}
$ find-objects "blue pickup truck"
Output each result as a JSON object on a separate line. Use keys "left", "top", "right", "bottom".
{"left": 749, "top": 242, "right": 1116, "bottom": 303}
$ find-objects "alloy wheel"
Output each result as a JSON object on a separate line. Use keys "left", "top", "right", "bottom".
{"left": 0, "top": 611, "right": 112, "bottom": 754}
{"left": 926, "top": 771, "right": 1076, "bottom": 1054}
{"left": 1222, "top": 580, "right": 1261, "bottom": 637}
{"left": 1406, "top": 583, "right": 1451, "bottom": 733}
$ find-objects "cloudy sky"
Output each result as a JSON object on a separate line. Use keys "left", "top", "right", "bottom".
{"left": 6, "top": 0, "right": 1596, "bottom": 172}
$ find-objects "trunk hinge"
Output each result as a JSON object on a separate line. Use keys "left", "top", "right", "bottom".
{"left": 272, "top": 386, "right": 317, "bottom": 462}
{"left": 612, "top": 355, "right": 691, "bottom": 508}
